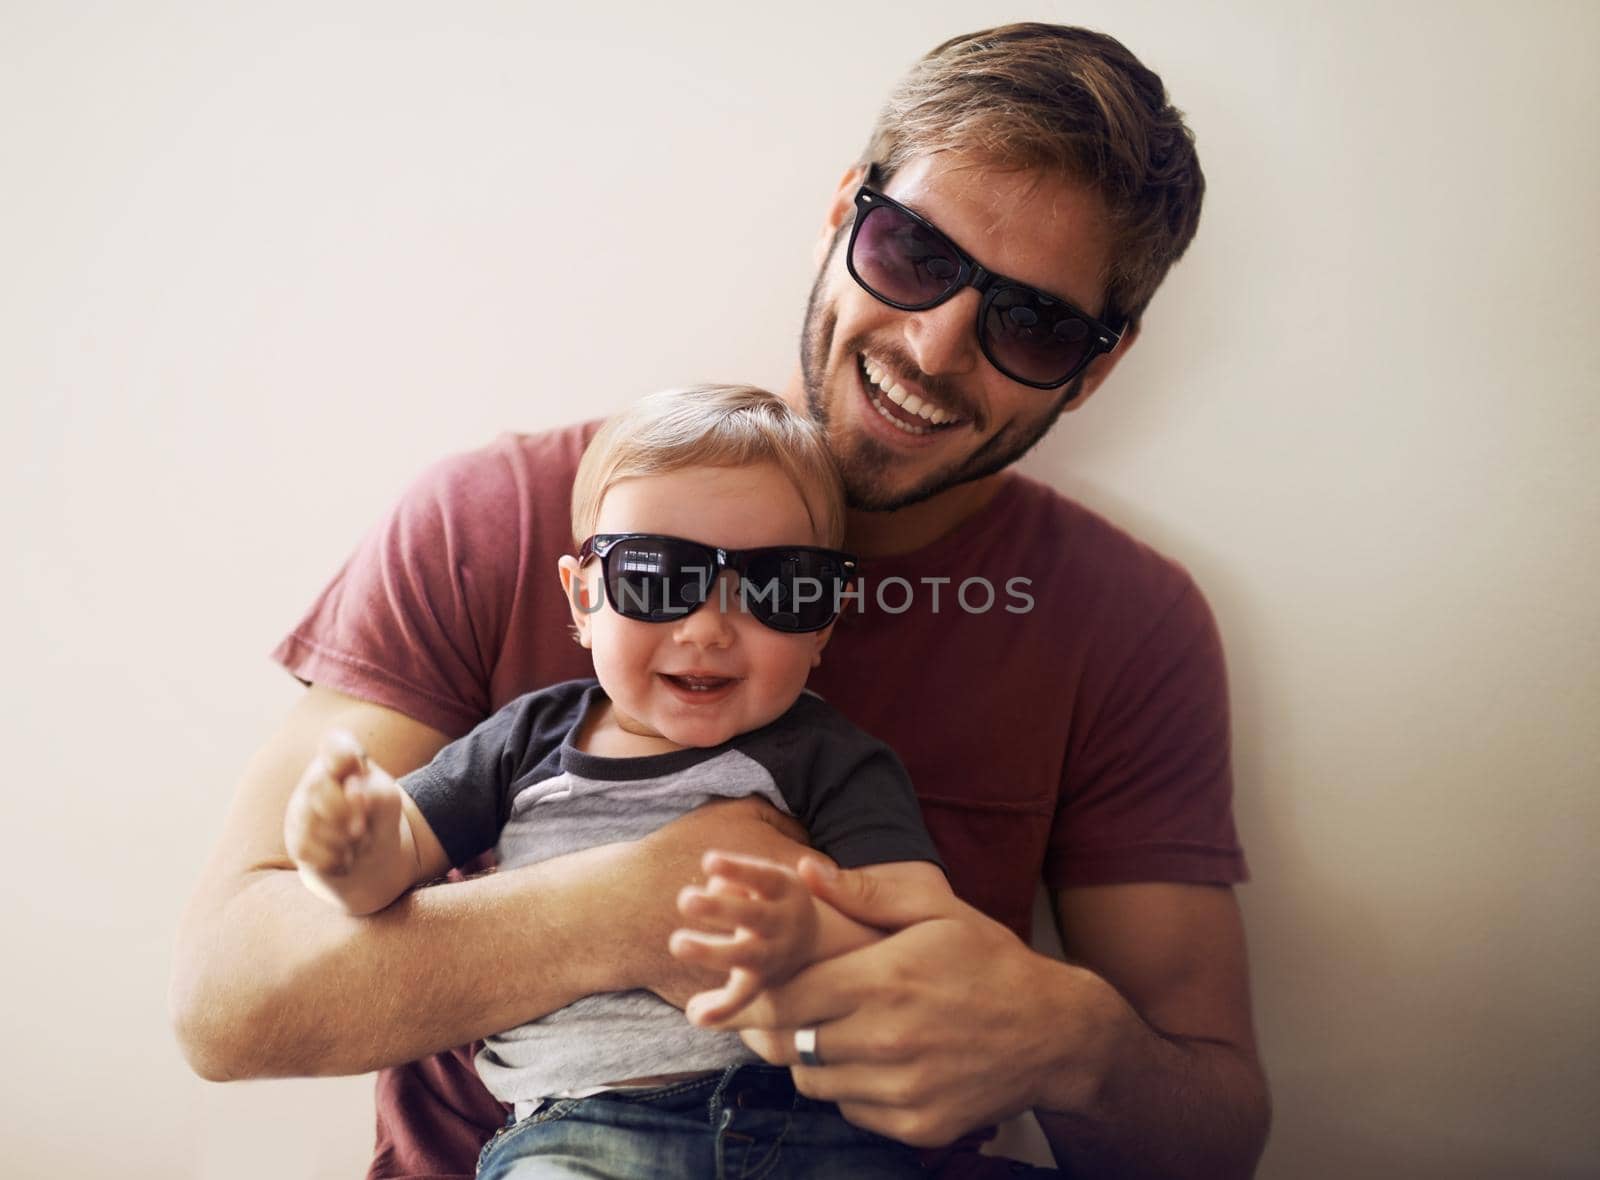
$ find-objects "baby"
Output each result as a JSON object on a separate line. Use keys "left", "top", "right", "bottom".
{"left": 284, "top": 384, "right": 955, "bottom": 1178}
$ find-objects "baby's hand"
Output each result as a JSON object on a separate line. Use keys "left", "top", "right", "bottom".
{"left": 283, "top": 730, "right": 405, "bottom": 908}
{"left": 669, "top": 851, "right": 823, "bottom": 1027}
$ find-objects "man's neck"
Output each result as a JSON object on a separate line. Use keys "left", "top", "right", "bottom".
{"left": 845, "top": 474, "right": 1004, "bottom": 559}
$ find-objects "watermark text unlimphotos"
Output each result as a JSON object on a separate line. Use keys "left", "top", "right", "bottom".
{"left": 573, "top": 575, "right": 1035, "bottom": 617}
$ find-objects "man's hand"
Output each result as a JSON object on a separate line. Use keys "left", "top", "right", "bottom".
{"left": 708, "top": 859, "right": 1100, "bottom": 1149}
{"left": 714, "top": 862, "right": 1270, "bottom": 1177}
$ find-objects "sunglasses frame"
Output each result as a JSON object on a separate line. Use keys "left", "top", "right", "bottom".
{"left": 577, "top": 533, "right": 860, "bottom": 634}
{"left": 845, "top": 183, "right": 1124, "bottom": 391}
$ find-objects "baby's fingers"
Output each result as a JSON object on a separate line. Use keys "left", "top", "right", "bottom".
{"left": 285, "top": 748, "right": 363, "bottom": 865}
{"left": 684, "top": 969, "right": 762, "bottom": 1028}
{"left": 302, "top": 768, "right": 361, "bottom": 843}
{"left": 286, "top": 820, "right": 355, "bottom": 875}
{"left": 700, "top": 851, "right": 801, "bottom": 901}
{"left": 668, "top": 927, "right": 748, "bottom": 972}
{"left": 668, "top": 926, "right": 789, "bottom": 987}
{"left": 317, "top": 732, "right": 374, "bottom": 840}
{"left": 677, "top": 883, "right": 780, "bottom": 938}
{"left": 316, "top": 729, "right": 368, "bottom": 784}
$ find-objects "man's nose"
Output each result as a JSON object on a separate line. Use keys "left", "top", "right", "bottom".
{"left": 902, "top": 288, "right": 982, "bottom": 378}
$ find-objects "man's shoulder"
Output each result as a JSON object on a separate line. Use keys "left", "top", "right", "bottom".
{"left": 496, "top": 419, "right": 606, "bottom": 465}
{"left": 432, "top": 420, "right": 603, "bottom": 499}
{"left": 392, "top": 420, "right": 604, "bottom": 557}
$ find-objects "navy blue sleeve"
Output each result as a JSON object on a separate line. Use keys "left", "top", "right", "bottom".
{"left": 401, "top": 679, "right": 593, "bottom": 868}
{"left": 739, "top": 695, "right": 946, "bottom": 874}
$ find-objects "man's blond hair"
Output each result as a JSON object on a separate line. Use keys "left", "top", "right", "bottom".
{"left": 571, "top": 385, "right": 846, "bottom": 548}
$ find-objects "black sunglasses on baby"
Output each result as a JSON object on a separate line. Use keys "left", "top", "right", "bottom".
{"left": 846, "top": 184, "right": 1124, "bottom": 390}
{"left": 577, "top": 534, "right": 859, "bottom": 634}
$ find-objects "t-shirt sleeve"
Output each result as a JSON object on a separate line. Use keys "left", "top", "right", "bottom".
{"left": 400, "top": 685, "right": 585, "bottom": 867}
{"left": 270, "top": 440, "right": 524, "bottom": 738}
{"left": 1044, "top": 579, "right": 1248, "bottom": 888}
{"left": 764, "top": 701, "right": 947, "bottom": 873}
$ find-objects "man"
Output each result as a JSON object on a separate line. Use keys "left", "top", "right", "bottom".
{"left": 172, "top": 22, "right": 1269, "bottom": 1179}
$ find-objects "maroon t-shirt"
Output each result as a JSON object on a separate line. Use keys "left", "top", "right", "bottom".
{"left": 273, "top": 424, "right": 1247, "bottom": 1178}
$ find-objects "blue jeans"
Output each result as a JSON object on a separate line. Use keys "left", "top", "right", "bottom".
{"left": 476, "top": 1064, "right": 933, "bottom": 1179}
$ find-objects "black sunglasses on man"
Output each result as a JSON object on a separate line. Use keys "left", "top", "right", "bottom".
{"left": 845, "top": 179, "right": 1124, "bottom": 390}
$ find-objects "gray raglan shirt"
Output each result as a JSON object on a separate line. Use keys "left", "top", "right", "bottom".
{"left": 401, "top": 679, "right": 943, "bottom": 1113}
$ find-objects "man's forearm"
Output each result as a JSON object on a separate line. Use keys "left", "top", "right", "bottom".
{"left": 172, "top": 842, "right": 638, "bottom": 1080}
{"left": 1033, "top": 973, "right": 1270, "bottom": 1180}
{"left": 172, "top": 796, "right": 813, "bottom": 1081}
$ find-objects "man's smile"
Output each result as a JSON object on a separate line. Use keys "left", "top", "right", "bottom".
{"left": 853, "top": 351, "right": 976, "bottom": 446}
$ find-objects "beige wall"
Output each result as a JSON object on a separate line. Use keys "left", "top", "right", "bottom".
{"left": 5, "top": 2, "right": 1596, "bottom": 1176}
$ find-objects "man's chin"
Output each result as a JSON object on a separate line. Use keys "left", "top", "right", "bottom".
{"left": 835, "top": 444, "right": 969, "bottom": 513}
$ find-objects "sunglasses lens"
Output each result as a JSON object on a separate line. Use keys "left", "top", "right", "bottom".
{"left": 605, "top": 539, "right": 711, "bottom": 621}
{"left": 740, "top": 550, "right": 849, "bottom": 632}
{"left": 851, "top": 203, "right": 963, "bottom": 308}
{"left": 982, "top": 286, "right": 1096, "bottom": 386}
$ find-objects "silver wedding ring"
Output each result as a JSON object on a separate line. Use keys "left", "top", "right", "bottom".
{"left": 794, "top": 1026, "right": 823, "bottom": 1067}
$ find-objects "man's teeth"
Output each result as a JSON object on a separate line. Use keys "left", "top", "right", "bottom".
{"left": 861, "top": 357, "right": 957, "bottom": 427}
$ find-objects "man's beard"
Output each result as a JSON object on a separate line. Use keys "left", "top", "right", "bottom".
{"left": 799, "top": 251, "right": 1082, "bottom": 513}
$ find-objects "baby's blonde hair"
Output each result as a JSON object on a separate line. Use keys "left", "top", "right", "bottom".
{"left": 571, "top": 385, "right": 846, "bottom": 548}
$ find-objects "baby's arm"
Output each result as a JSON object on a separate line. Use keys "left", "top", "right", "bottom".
{"left": 669, "top": 851, "right": 950, "bottom": 1027}
{"left": 283, "top": 730, "right": 452, "bottom": 916}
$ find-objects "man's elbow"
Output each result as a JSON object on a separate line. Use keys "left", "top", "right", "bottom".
{"left": 169, "top": 890, "right": 314, "bottom": 1081}
{"left": 169, "top": 958, "right": 274, "bottom": 1081}
{"left": 171, "top": 963, "right": 347, "bottom": 1081}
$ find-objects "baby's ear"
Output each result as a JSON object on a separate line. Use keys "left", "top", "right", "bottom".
{"left": 557, "top": 556, "right": 595, "bottom": 649}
